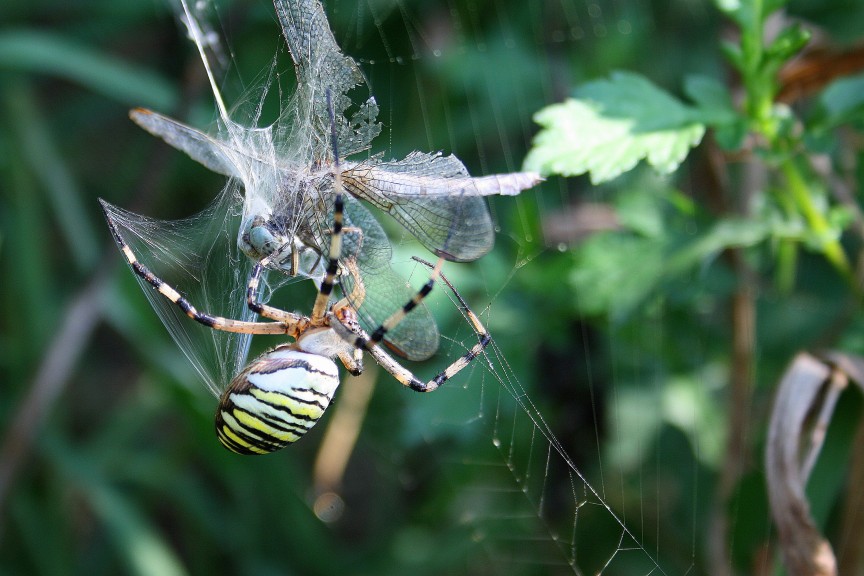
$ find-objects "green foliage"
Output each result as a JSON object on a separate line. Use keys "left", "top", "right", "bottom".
{"left": 526, "top": 0, "right": 863, "bottom": 301}
{"left": 524, "top": 72, "right": 706, "bottom": 183}
{"left": 522, "top": 0, "right": 864, "bottom": 570}
{"left": 5, "top": 0, "right": 864, "bottom": 574}
{"left": 814, "top": 72, "right": 864, "bottom": 129}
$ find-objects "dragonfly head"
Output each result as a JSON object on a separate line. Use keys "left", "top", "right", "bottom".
{"left": 239, "top": 214, "right": 325, "bottom": 282}
{"left": 240, "top": 215, "right": 289, "bottom": 260}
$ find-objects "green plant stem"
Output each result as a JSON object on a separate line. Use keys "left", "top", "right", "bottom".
{"left": 737, "top": 0, "right": 853, "bottom": 293}
{"left": 781, "top": 160, "right": 854, "bottom": 286}
{"left": 740, "top": 0, "right": 777, "bottom": 139}
{"left": 776, "top": 238, "right": 798, "bottom": 293}
{"left": 771, "top": 182, "right": 801, "bottom": 293}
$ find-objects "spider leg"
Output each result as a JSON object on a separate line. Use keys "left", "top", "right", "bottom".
{"left": 336, "top": 256, "right": 491, "bottom": 392}
{"left": 311, "top": 90, "right": 347, "bottom": 325}
{"left": 244, "top": 260, "right": 312, "bottom": 330}
{"left": 310, "top": 193, "right": 344, "bottom": 324}
{"left": 101, "top": 200, "right": 302, "bottom": 336}
{"left": 410, "top": 256, "right": 492, "bottom": 388}
{"left": 244, "top": 223, "right": 364, "bottom": 327}
{"left": 336, "top": 349, "right": 364, "bottom": 376}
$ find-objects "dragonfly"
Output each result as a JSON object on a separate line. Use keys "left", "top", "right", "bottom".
{"left": 134, "top": 0, "right": 539, "bottom": 261}
{"left": 119, "top": 0, "right": 539, "bottom": 359}
{"left": 103, "top": 0, "right": 539, "bottom": 402}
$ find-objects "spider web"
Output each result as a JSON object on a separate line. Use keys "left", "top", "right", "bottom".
{"left": 109, "top": 0, "right": 704, "bottom": 573}
{"left": 320, "top": 2, "right": 702, "bottom": 572}
{"left": 395, "top": 304, "right": 661, "bottom": 573}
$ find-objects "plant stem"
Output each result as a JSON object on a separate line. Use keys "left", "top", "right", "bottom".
{"left": 780, "top": 160, "right": 854, "bottom": 286}
{"left": 776, "top": 238, "right": 798, "bottom": 293}
{"left": 740, "top": 0, "right": 779, "bottom": 140}
{"left": 737, "top": 0, "right": 854, "bottom": 291}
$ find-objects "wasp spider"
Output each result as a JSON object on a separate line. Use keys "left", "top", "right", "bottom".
{"left": 101, "top": 156, "right": 490, "bottom": 456}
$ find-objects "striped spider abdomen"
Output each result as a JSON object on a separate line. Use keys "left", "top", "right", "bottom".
{"left": 215, "top": 346, "right": 340, "bottom": 455}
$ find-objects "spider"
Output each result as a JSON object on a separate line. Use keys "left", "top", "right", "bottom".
{"left": 100, "top": 143, "right": 491, "bottom": 456}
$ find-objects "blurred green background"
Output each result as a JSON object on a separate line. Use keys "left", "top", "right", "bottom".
{"left": 3, "top": 0, "right": 864, "bottom": 574}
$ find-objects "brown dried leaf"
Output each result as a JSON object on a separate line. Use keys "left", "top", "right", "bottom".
{"left": 765, "top": 353, "right": 837, "bottom": 576}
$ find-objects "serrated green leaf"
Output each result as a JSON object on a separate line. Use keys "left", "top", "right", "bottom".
{"left": 574, "top": 72, "right": 696, "bottom": 130}
{"left": 524, "top": 72, "right": 705, "bottom": 184}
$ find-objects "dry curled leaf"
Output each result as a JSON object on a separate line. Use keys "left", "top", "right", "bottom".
{"left": 765, "top": 353, "right": 837, "bottom": 576}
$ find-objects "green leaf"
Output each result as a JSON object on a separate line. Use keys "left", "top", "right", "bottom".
{"left": 666, "top": 218, "right": 771, "bottom": 274}
{"left": 684, "top": 75, "right": 733, "bottom": 111}
{"left": 574, "top": 71, "right": 696, "bottom": 130}
{"left": 7, "top": 80, "right": 99, "bottom": 271}
{"left": 570, "top": 217, "right": 770, "bottom": 317}
{"left": 524, "top": 72, "right": 705, "bottom": 184}
{"left": 814, "top": 72, "right": 864, "bottom": 129}
{"left": 570, "top": 232, "right": 665, "bottom": 316}
{"left": 684, "top": 75, "right": 740, "bottom": 126}
{"left": 45, "top": 440, "right": 189, "bottom": 576}
{"left": 765, "top": 23, "right": 811, "bottom": 62}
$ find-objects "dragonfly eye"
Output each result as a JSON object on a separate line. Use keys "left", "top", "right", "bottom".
{"left": 248, "top": 224, "right": 280, "bottom": 256}
{"left": 240, "top": 215, "right": 290, "bottom": 262}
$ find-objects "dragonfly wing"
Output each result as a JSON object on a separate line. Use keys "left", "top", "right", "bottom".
{"left": 341, "top": 257, "right": 441, "bottom": 362}
{"left": 343, "top": 152, "right": 542, "bottom": 261}
{"left": 130, "top": 108, "right": 241, "bottom": 178}
{"left": 387, "top": 194, "right": 493, "bottom": 263}
{"left": 315, "top": 195, "right": 440, "bottom": 361}
{"left": 273, "top": 0, "right": 381, "bottom": 157}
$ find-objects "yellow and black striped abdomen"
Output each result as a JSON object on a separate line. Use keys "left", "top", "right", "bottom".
{"left": 215, "top": 346, "right": 340, "bottom": 455}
